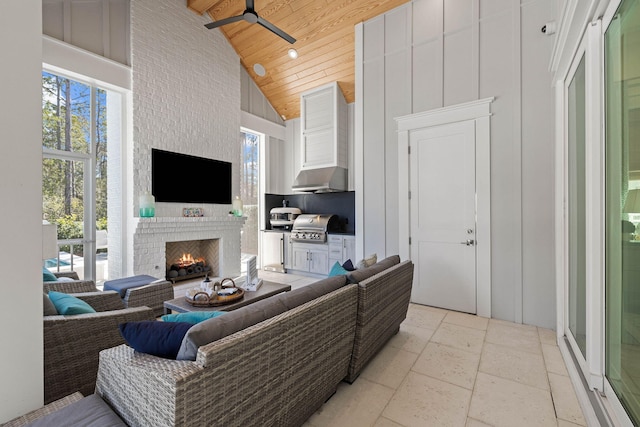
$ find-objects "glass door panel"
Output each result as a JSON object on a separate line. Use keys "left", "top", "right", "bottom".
{"left": 42, "top": 157, "right": 86, "bottom": 278}
{"left": 240, "top": 130, "right": 260, "bottom": 258}
{"left": 605, "top": 0, "right": 640, "bottom": 424}
{"left": 568, "top": 54, "right": 587, "bottom": 358}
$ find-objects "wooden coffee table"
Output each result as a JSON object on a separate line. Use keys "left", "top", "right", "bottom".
{"left": 163, "top": 280, "right": 291, "bottom": 315}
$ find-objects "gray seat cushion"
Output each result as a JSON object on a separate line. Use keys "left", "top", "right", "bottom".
{"left": 25, "top": 394, "right": 126, "bottom": 427}
{"left": 103, "top": 275, "right": 159, "bottom": 298}
{"left": 177, "top": 275, "right": 347, "bottom": 361}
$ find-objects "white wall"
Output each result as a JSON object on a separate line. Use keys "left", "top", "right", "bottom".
{"left": 0, "top": 0, "right": 44, "bottom": 421}
{"left": 358, "top": 0, "right": 557, "bottom": 328}
{"left": 42, "top": 0, "right": 130, "bottom": 66}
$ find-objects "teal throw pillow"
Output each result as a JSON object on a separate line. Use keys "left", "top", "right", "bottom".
{"left": 119, "top": 321, "right": 193, "bottom": 359}
{"left": 161, "top": 311, "right": 226, "bottom": 324}
{"left": 329, "top": 261, "right": 349, "bottom": 277}
{"left": 43, "top": 267, "right": 58, "bottom": 282}
{"left": 48, "top": 291, "right": 96, "bottom": 315}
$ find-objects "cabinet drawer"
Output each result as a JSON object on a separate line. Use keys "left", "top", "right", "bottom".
{"left": 329, "top": 247, "right": 342, "bottom": 257}
{"left": 327, "top": 235, "right": 342, "bottom": 244}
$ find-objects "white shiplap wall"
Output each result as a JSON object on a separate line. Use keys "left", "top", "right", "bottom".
{"left": 357, "top": 0, "right": 557, "bottom": 328}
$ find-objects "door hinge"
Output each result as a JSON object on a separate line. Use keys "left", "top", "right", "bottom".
{"left": 408, "top": 191, "right": 411, "bottom": 200}
{"left": 408, "top": 146, "right": 411, "bottom": 155}
{"left": 409, "top": 237, "right": 412, "bottom": 245}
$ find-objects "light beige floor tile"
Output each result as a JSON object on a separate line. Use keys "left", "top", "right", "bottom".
{"left": 466, "top": 418, "right": 493, "bottom": 427}
{"left": 538, "top": 327, "right": 558, "bottom": 345}
{"left": 404, "top": 304, "right": 447, "bottom": 330}
{"left": 443, "top": 311, "right": 489, "bottom": 331}
{"left": 479, "top": 342, "right": 549, "bottom": 390}
{"left": 306, "top": 378, "right": 395, "bottom": 427}
{"left": 431, "top": 322, "right": 486, "bottom": 354}
{"left": 383, "top": 372, "right": 472, "bottom": 427}
{"left": 541, "top": 343, "right": 569, "bottom": 376}
{"left": 485, "top": 322, "right": 541, "bottom": 355}
{"left": 489, "top": 318, "right": 538, "bottom": 333}
{"left": 388, "top": 323, "right": 435, "bottom": 354}
{"left": 557, "top": 420, "right": 585, "bottom": 427}
{"left": 468, "top": 372, "right": 556, "bottom": 427}
{"left": 373, "top": 417, "right": 405, "bottom": 427}
{"left": 548, "top": 372, "right": 587, "bottom": 426}
{"left": 360, "top": 344, "right": 419, "bottom": 389}
{"left": 412, "top": 342, "right": 480, "bottom": 390}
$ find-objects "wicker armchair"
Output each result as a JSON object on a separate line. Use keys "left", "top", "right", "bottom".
{"left": 44, "top": 292, "right": 155, "bottom": 404}
{"left": 44, "top": 276, "right": 174, "bottom": 318}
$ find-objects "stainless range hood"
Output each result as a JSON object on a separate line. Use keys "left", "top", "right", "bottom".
{"left": 292, "top": 166, "right": 347, "bottom": 193}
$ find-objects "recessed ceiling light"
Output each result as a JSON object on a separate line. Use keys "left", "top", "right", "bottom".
{"left": 253, "top": 63, "right": 266, "bottom": 77}
{"left": 288, "top": 48, "right": 298, "bottom": 59}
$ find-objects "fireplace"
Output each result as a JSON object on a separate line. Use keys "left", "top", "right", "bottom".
{"left": 165, "top": 239, "right": 219, "bottom": 283}
{"left": 132, "top": 216, "right": 245, "bottom": 282}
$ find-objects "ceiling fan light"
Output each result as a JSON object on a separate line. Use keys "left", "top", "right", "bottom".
{"left": 253, "top": 63, "right": 266, "bottom": 77}
{"left": 288, "top": 48, "right": 298, "bottom": 59}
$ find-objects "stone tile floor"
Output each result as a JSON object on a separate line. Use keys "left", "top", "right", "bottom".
{"left": 304, "top": 303, "right": 586, "bottom": 427}
{"left": 175, "top": 270, "right": 586, "bottom": 427}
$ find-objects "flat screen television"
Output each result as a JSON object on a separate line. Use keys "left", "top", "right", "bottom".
{"left": 152, "top": 148, "right": 232, "bottom": 204}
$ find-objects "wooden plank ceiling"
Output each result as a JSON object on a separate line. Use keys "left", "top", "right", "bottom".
{"left": 188, "top": 0, "right": 409, "bottom": 120}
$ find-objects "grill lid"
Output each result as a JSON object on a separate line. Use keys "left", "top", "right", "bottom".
{"left": 292, "top": 214, "right": 338, "bottom": 232}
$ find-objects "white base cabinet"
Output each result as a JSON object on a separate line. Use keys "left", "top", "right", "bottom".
{"left": 328, "top": 235, "right": 356, "bottom": 267}
{"left": 291, "top": 243, "right": 329, "bottom": 275}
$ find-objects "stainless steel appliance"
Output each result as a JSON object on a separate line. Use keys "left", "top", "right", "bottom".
{"left": 269, "top": 207, "right": 301, "bottom": 230}
{"left": 291, "top": 214, "right": 340, "bottom": 243}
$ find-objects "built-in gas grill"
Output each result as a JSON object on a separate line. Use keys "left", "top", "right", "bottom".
{"left": 291, "top": 214, "right": 340, "bottom": 243}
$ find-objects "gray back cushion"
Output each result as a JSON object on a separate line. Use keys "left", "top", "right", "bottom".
{"left": 43, "top": 293, "right": 58, "bottom": 316}
{"left": 347, "top": 255, "right": 400, "bottom": 284}
{"left": 177, "top": 275, "right": 347, "bottom": 360}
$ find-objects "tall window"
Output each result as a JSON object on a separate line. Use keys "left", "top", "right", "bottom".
{"left": 240, "top": 130, "right": 260, "bottom": 257}
{"left": 605, "top": 0, "right": 640, "bottom": 424}
{"left": 42, "top": 71, "right": 109, "bottom": 283}
{"left": 567, "top": 55, "right": 587, "bottom": 358}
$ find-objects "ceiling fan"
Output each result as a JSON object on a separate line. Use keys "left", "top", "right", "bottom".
{"left": 204, "top": 0, "right": 296, "bottom": 44}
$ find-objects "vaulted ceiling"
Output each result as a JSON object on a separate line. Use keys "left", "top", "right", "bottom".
{"left": 187, "top": 0, "right": 409, "bottom": 120}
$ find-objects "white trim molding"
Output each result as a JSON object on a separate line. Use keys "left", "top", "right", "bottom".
{"left": 396, "top": 97, "right": 493, "bottom": 318}
{"left": 42, "top": 35, "right": 131, "bottom": 91}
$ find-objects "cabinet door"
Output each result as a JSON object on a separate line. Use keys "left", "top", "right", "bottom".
{"left": 262, "top": 232, "right": 284, "bottom": 267}
{"left": 302, "top": 129, "right": 334, "bottom": 169}
{"left": 291, "top": 246, "right": 309, "bottom": 271}
{"left": 309, "top": 248, "right": 329, "bottom": 274}
{"left": 283, "top": 233, "right": 292, "bottom": 269}
{"left": 343, "top": 236, "right": 356, "bottom": 263}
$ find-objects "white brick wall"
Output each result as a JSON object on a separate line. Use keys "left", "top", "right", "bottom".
{"left": 129, "top": 0, "right": 242, "bottom": 275}
{"left": 134, "top": 217, "right": 245, "bottom": 279}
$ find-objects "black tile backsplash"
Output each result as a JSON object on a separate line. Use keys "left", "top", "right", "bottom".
{"left": 265, "top": 192, "right": 355, "bottom": 234}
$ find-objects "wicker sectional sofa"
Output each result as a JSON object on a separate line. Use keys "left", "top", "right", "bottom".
{"left": 95, "top": 255, "right": 413, "bottom": 427}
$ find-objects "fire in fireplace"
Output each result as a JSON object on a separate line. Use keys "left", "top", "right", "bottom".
{"left": 165, "top": 239, "right": 220, "bottom": 283}
{"left": 167, "top": 253, "right": 211, "bottom": 282}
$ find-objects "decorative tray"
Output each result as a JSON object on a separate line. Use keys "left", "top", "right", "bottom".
{"left": 185, "top": 278, "right": 244, "bottom": 307}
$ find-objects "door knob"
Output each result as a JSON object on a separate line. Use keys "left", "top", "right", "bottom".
{"left": 467, "top": 229, "right": 474, "bottom": 234}
{"left": 459, "top": 239, "right": 475, "bottom": 246}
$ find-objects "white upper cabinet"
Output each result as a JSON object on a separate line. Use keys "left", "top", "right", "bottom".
{"left": 300, "top": 82, "right": 348, "bottom": 170}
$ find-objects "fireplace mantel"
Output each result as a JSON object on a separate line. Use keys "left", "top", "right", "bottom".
{"left": 132, "top": 216, "right": 246, "bottom": 279}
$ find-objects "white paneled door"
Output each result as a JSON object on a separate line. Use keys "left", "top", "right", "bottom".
{"left": 410, "top": 121, "right": 477, "bottom": 313}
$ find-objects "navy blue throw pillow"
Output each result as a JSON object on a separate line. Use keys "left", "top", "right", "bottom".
{"left": 119, "top": 321, "right": 192, "bottom": 359}
{"left": 342, "top": 259, "right": 356, "bottom": 271}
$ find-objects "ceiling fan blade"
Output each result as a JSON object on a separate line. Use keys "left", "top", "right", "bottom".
{"left": 257, "top": 16, "right": 296, "bottom": 44}
{"left": 204, "top": 14, "right": 244, "bottom": 29}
